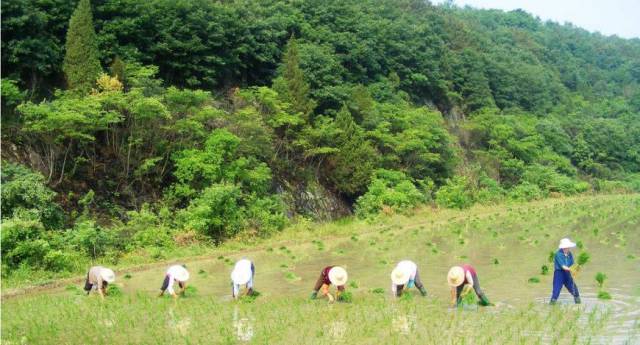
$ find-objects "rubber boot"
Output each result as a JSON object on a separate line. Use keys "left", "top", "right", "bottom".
{"left": 478, "top": 295, "right": 492, "bottom": 306}
{"left": 574, "top": 296, "right": 581, "bottom": 304}
{"left": 549, "top": 299, "right": 557, "bottom": 305}
{"left": 418, "top": 286, "right": 427, "bottom": 297}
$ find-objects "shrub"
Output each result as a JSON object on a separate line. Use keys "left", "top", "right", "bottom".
{"left": 355, "top": 169, "right": 426, "bottom": 217}
{"left": 43, "top": 250, "right": 77, "bottom": 272}
{"left": 1, "top": 162, "right": 64, "bottom": 229}
{"left": 435, "top": 176, "right": 475, "bottom": 209}
{"left": 66, "top": 220, "right": 117, "bottom": 259}
{"left": 178, "top": 184, "right": 245, "bottom": 241}
{"left": 1, "top": 214, "right": 50, "bottom": 270}
{"left": 507, "top": 182, "right": 544, "bottom": 201}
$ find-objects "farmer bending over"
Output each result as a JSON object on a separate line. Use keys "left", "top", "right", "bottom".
{"left": 550, "top": 238, "right": 581, "bottom": 304}
{"left": 159, "top": 264, "right": 190, "bottom": 299}
{"left": 447, "top": 264, "right": 492, "bottom": 307}
{"left": 231, "top": 258, "right": 255, "bottom": 299}
{"left": 84, "top": 266, "right": 115, "bottom": 298}
{"left": 310, "top": 266, "right": 348, "bottom": 302}
{"left": 391, "top": 260, "right": 427, "bottom": 297}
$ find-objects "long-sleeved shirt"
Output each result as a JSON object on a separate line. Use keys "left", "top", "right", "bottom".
{"left": 554, "top": 250, "right": 574, "bottom": 270}
{"left": 87, "top": 266, "right": 107, "bottom": 288}
{"left": 391, "top": 260, "right": 418, "bottom": 295}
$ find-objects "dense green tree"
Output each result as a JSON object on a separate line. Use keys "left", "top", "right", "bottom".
{"left": 63, "top": 0, "right": 102, "bottom": 92}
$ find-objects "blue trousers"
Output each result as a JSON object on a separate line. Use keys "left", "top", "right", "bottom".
{"left": 551, "top": 270, "right": 579, "bottom": 300}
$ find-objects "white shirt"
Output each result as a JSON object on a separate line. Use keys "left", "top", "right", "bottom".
{"left": 166, "top": 265, "right": 187, "bottom": 295}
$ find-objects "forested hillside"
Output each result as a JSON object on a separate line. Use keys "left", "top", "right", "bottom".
{"left": 2, "top": 0, "right": 639, "bottom": 278}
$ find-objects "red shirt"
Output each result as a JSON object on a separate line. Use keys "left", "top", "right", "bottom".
{"left": 462, "top": 264, "right": 477, "bottom": 284}
{"left": 321, "top": 266, "right": 334, "bottom": 285}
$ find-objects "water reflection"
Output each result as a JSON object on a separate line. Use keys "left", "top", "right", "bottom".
{"left": 392, "top": 314, "right": 416, "bottom": 335}
{"left": 233, "top": 306, "right": 254, "bottom": 342}
{"left": 325, "top": 320, "right": 347, "bottom": 341}
{"left": 167, "top": 308, "right": 191, "bottom": 337}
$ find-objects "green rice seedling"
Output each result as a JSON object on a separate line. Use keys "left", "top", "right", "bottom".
{"left": 217, "top": 255, "right": 224, "bottom": 260}
{"left": 124, "top": 273, "right": 132, "bottom": 279}
{"left": 595, "top": 272, "right": 607, "bottom": 289}
{"left": 349, "top": 281, "right": 358, "bottom": 289}
{"left": 198, "top": 269, "right": 206, "bottom": 275}
{"left": 371, "top": 288, "right": 385, "bottom": 294}
{"left": 576, "top": 240, "right": 584, "bottom": 249}
{"left": 399, "top": 292, "right": 413, "bottom": 302}
{"left": 337, "top": 291, "right": 352, "bottom": 303}
{"left": 597, "top": 291, "right": 612, "bottom": 300}
{"left": 493, "top": 258, "right": 500, "bottom": 265}
{"left": 280, "top": 264, "right": 288, "bottom": 268}
{"left": 266, "top": 247, "right": 274, "bottom": 252}
{"left": 541, "top": 265, "right": 549, "bottom": 275}
{"left": 182, "top": 286, "right": 197, "bottom": 298}
{"left": 379, "top": 260, "right": 388, "bottom": 265}
{"left": 351, "top": 235, "right": 359, "bottom": 242}
{"left": 577, "top": 252, "right": 590, "bottom": 265}
{"left": 627, "top": 254, "right": 637, "bottom": 260}
{"left": 284, "top": 272, "right": 300, "bottom": 281}
{"left": 240, "top": 290, "right": 261, "bottom": 303}
{"left": 548, "top": 251, "right": 555, "bottom": 263}
{"left": 106, "top": 285, "right": 123, "bottom": 297}
{"left": 279, "top": 246, "right": 287, "bottom": 251}
{"left": 528, "top": 277, "right": 540, "bottom": 283}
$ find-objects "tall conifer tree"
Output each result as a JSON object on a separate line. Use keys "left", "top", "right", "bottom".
{"left": 62, "top": 0, "right": 102, "bottom": 93}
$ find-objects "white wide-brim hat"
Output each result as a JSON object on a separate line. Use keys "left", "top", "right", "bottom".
{"left": 231, "top": 267, "right": 252, "bottom": 285}
{"left": 391, "top": 266, "right": 411, "bottom": 286}
{"left": 447, "top": 266, "right": 464, "bottom": 287}
{"left": 328, "top": 266, "right": 348, "bottom": 286}
{"left": 100, "top": 268, "right": 116, "bottom": 283}
{"left": 173, "top": 266, "right": 190, "bottom": 282}
{"left": 558, "top": 238, "right": 576, "bottom": 249}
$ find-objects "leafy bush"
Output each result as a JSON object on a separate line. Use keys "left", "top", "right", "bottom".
{"left": 435, "top": 176, "right": 475, "bottom": 209}
{"left": 507, "top": 182, "right": 544, "bottom": 201}
{"left": 1, "top": 162, "right": 64, "bottom": 229}
{"left": 355, "top": 169, "right": 426, "bottom": 217}
{"left": 1, "top": 214, "right": 50, "bottom": 270}
{"left": 43, "top": 250, "right": 77, "bottom": 272}
{"left": 66, "top": 220, "right": 117, "bottom": 259}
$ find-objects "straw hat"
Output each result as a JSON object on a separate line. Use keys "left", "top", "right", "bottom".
{"left": 447, "top": 266, "right": 465, "bottom": 287}
{"left": 170, "top": 265, "right": 190, "bottom": 282}
{"left": 231, "top": 260, "right": 252, "bottom": 285}
{"left": 391, "top": 266, "right": 411, "bottom": 286}
{"left": 328, "top": 266, "right": 348, "bottom": 286}
{"left": 558, "top": 238, "right": 576, "bottom": 249}
{"left": 100, "top": 268, "right": 116, "bottom": 283}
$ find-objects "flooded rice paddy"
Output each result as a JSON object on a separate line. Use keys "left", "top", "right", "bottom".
{"left": 2, "top": 195, "right": 639, "bottom": 344}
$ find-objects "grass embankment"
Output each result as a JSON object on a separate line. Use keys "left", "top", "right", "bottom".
{"left": 2, "top": 194, "right": 640, "bottom": 344}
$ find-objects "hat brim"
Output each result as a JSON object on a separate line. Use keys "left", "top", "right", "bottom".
{"left": 559, "top": 242, "right": 576, "bottom": 249}
{"left": 447, "top": 267, "right": 464, "bottom": 287}
{"left": 391, "top": 268, "right": 410, "bottom": 286}
{"left": 101, "top": 269, "right": 116, "bottom": 283}
{"left": 174, "top": 268, "right": 190, "bottom": 282}
{"left": 328, "top": 267, "right": 348, "bottom": 286}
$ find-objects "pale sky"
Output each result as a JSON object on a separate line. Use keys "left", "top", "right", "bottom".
{"left": 433, "top": 0, "right": 640, "bottom": 39}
